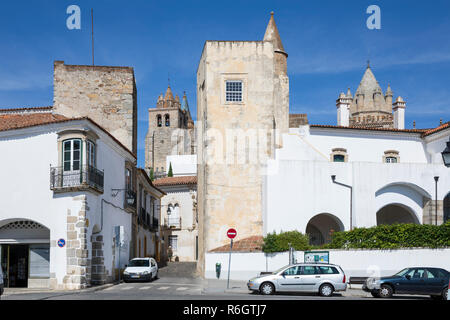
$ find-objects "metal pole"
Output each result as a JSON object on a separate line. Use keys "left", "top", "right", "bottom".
{"left": 118, "top": 241, "right": 121, "bottom": 283}
{"left": 434, "top": 176, "right": 439, "bottom": 225}
{"left": 227, "top": 239, "right": 233, "bottom": 289}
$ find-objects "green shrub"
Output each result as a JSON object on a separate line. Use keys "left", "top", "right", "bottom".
{"left": 262, "top": 230, "right": 310, "bottom": 253}
{"left": 324, "top": 221, "right": 450, "bottom": 249}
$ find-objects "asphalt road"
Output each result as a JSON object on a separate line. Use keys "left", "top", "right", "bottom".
{"left": 1, "top": 276, "right": 436, "bottom": 300}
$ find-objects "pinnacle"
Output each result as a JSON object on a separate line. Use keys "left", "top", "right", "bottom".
{"left": 263, "top": 12, "right": 287, "bottom": 55}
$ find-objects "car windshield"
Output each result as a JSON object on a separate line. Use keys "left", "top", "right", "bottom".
{"left": 128, "top": 260, "right": 149, "bottom": 267}
{"left": 272, "top": 265, "right": 291, "bottom": 274}
{"left": 393, "top": 268, "right": 410, "bottom": 277}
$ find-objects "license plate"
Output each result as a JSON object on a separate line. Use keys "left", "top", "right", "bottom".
{"left": 132, "top": 275, "right": 140, "bottom": 278}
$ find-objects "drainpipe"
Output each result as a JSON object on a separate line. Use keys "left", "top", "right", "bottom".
{"left": 331, "top": 175, "right": 353, "bottom": 231}
{"left": 93, "top": 198, "right": 126, "bottom": 234}
{"left": 434, "top": 176, "right": 439, "bottom": 225}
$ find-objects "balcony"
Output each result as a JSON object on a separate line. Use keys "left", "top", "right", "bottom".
{"left": 165, "top": 217, "right": 181, "bottom": 229}
{"left": 151, "top": 217, "right": 159, "bottom": 232}
{"left": 50, "top": 165, "right": 104, "bottom": 193}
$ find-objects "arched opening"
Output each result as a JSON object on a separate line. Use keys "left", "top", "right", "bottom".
{"left": 306, "top": 214, "right": 344, "bottom": 246}
{"left": 0, "top": 219, "right": 50, "bottom": 288}
{"left": 444, "top": 193, "right": 450, "bottom": 223}
{"left": 157, "top": 114, "right": 162, "bottom": 127}
{"left": 376, "top": 204, "right": 419, "bottom": 225}
{"left": 165, "top": 114, "right": 170, "bottom": 127}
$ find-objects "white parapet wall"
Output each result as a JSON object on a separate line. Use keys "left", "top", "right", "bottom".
{"left": 205, "top": 248, "right": 450, "bottom": 281}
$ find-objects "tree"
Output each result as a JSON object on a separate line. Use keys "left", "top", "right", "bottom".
{"left": 149, "top": 167, "right": 154, "bottom": 181}
{"left": 168, "top": 162, "right": 173, "bottom": 177}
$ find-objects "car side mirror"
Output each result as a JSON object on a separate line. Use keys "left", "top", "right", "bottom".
{"left": 405, "top": 275, "right": 411, "bottom": 280}
{"left": 125, "top": 265, "right": 127, "bottom": 268}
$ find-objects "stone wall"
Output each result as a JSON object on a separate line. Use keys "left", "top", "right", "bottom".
{"left": 63, "top": 196, "right": 90, "bottom": 290}
{"left": 53, "top": 61, "right": 137, "bottom": 155}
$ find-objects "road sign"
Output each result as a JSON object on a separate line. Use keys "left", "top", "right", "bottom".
{"left": 57, "top": 239, "right": 66, "bottom": 248}
{"left": 227, "top": 228, "right": 237, "bottom": 239}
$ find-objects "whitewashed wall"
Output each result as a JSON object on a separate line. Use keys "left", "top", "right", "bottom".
{"left": 205, "top": 248, "right": 450, "bottom": 280}
{"left": 0, "top": 121, "right": 134, "bottom": 287}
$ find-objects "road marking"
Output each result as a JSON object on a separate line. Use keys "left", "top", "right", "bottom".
{"left": 176, "top": 287, "right": 188, "bottom": 291}
{"left": 139, "top": 286, "right": 152, "bottom": 290}
{"left": 157, "top": 286, "right": 169, "bottom": 290}
{"left": 121, "top": 287, "right": 133, "bottom": 290}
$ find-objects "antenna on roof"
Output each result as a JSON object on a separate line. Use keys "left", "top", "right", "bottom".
{"left": 91, "top": 8, "right": 95, "bottom": 66}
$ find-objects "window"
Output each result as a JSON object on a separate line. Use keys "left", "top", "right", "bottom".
{"left": 333, "top": 155, "right": 345, "bottom": 162}
{"left": 157, "top": 115, "right": 162, "bottom": 127}
{"left": 225, "top": 81, "right": 243, "bottom": 102}
{"left": 330, "top": 148, "right": 348, "bottom": 162}
{"left": 168, "top": 235, "right": 178, "bottom": 250}
{"left": 283, "top": 266, "right": 301, "bottom": 276}
{"left": 165, "top": 114, "right": 170, "bottom": 127}
{"left": 383, "top": 150, "right": 399, "bottom": 163}
{"left": 126, "top": 168, "right": 132, "bottom": 191}
{"left": 317, "top": 266, "right": 339, "bottom": 274}
{"left": 301, "top": 266, "right": 318, "bottom": 275}
{"left": 86, "top": 140, "right": 96, "bottom": 167}
{"left": 63, "top": 139, "right": 81, "bottom": 171}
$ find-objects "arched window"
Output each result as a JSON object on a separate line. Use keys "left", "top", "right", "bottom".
{"left": 383, "top": 150, "right": 400, "bottom": 163}
{"left": 330, "top": 148, "right": 348, "bottom": 162}
{"left": 157, "top": 115, "right": 162, "bottom": 127}
{"left": 165, "top": 114, "right": 170, "bottom": 127}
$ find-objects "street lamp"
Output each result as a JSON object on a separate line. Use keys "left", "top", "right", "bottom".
{"left": 442, "top": 138, "right": 450, "bottom": 167}
{"left": 434, "top": 176, "right": 439, "bottom": 225}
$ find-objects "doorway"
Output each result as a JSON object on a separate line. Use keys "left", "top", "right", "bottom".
{"left": 1, "top": 244, "right": 29, "bottom": 288}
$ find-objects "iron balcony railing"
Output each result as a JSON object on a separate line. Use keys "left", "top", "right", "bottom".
{"left": 50, "top": 165, "right": 104, "bottom": 192}
{"left": 151, "top": 217, "right": 159, "bottom": 231}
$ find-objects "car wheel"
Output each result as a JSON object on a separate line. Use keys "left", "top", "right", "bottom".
{"left": 319, "top": 283, "right": 334, "bottom": 297}
{"left": 442, "top": 287, "right": 448, "bottom": 300}
{"left": 378, "top": 285, "right": 393, "bottom": 298}
{"left": 259, "top": 282, "right": 275, "bottom": 295}
{"left": 371, "top": 291, "right": 380, "bottom": 298}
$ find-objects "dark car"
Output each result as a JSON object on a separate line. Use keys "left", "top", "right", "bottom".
{"left": 363, "top": 267, "right": 449, "bottom": 300}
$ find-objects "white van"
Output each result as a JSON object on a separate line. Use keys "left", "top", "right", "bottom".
{"left": 123, "top": 258, "right": 158, "bottom": 282}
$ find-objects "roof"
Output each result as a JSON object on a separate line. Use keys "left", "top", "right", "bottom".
{"left": 0, "top": 112, "right": 69, "bottom": 131}
{"left": 0, "top": 110, "right": 136, "bottom": 159}
{"left": 263, "top": 12, "right": 286, "bottom": 56}
{"left": 137, "top": 168, "right": 166, "bottom": 196}
{"left": 0, "top": 106, "right": 53, "bottom": 114}
{"left": 422, "top": 122, "right": 450, "bottom": 137}
{"left": 153, "top": 176, "right": 197, "bottom": 187}
{"left": 209, "top": 236, "right": 263, "bottom": 253}
{"left": 309, "top": 124, "right": 427, "bottom": 135}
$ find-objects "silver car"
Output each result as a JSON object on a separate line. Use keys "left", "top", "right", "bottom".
{"left": 247, "top": 263, "right": 347, "bottom": 296}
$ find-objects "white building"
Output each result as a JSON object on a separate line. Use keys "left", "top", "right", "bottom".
{"left": 264, "top": 123, "right": 450, "bottom": 245}
{"left": 0, "top": 108, "right": 137, "bottom": 289}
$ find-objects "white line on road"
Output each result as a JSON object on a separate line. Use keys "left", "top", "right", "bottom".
{"left": 176, "top": 287, "right": 188, "bottom": 291}
{"left": 121, "top": 287, "right": 133, "bottom": 290}
{"left": 139, "top": 286, "right": 152, "bottom": 290}
{"left": 157, "top": 286, "right": 169, "bottom": 290}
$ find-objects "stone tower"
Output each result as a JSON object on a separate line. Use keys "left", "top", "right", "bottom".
{"left": 53, "top": 61, "right": 138, "bottom": 154}
{"left": 196, "top": 12, "right": 289, "bottom": 275}
{"left": 145, "top": 85, "right": 195, "bottom": 177}
{"left": 337, "top": 63, "right": 406, "bottom": 129}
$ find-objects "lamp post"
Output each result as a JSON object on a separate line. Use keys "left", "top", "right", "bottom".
{"left": 331, "top": 175, "right": 353, "bottom": 231}
{"left": 434, "top": 176, "right": 439, "bottom": 225}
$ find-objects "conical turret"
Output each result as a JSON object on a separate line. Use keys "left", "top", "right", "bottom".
{"left": 263, "top": 12, "right": 287, "bottom": 57}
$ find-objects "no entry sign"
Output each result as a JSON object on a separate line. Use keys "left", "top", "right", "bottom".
{"left": 227, "top": 228, "right": 237, "bottom": 239}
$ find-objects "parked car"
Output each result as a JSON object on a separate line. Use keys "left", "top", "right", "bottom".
{"left": 363, "top": 267, "right": 449, "bottom": 300}
{"left": 123, "top": 257, "right": 158, "bottom": 282}
{"left": 247, "top": 263, "right": 347, "bottom": 296}
{"left": 0, "top": 267, "right": 4, "bottom": 297}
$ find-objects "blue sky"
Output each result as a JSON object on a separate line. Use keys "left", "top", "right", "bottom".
{"left": 1, "top": 0, "right": 449, "bottom": 167}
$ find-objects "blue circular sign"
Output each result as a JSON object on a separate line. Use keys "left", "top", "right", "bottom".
{"left": 57, "top": 238, "right": 66, "bottom": 248}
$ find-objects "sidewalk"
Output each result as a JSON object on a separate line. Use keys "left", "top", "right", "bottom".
{"left": 201, "top": 278, "right": 250, "bottom": 294}
{"left": 2, "top": 282, "right": 116, "bottom": 297}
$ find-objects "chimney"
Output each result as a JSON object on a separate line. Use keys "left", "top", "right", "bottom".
{"left": 393, "top": 96, "right": 406, "bottom": 129}
{"left": 336, "top": 92, "right": 350, "bottom": 126}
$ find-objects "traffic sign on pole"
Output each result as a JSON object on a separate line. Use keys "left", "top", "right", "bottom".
{"left": 226, "top": 228, "right": 236, "bottom": 289}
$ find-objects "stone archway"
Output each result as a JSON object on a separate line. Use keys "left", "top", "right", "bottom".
{"left": 376, "top": 203, "right": 420, "bottom": 225}
{"left": 306, "top": 213, "right": 344, "bottom": 246}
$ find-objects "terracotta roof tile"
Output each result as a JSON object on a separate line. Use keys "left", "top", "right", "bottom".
{"left": 209, "top": 236, "right": 263, "bottom": 253}
{"left": 422, "top": 122, "right": 450, "bottom": 137}
{"left": 153, "top": 176, "right": 197, "bottom": 187}
{"left": 309, "top": 124, "right": 427, "bottom": 134}
{"left": 0, "top": 113, "right": 68, "bottom": 131}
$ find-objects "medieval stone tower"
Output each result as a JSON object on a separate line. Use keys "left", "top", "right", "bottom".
{"left": 196, "top": 12, "right": 289, "bottom": 275}
{"left": 336, "top": 62, "right": 406, "bottom": 129}
{"left": 145, "top": 85, "right": 195, "bottom": 177}
{"left": 53, "top": 61, "right": 138, "bottom": 155}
